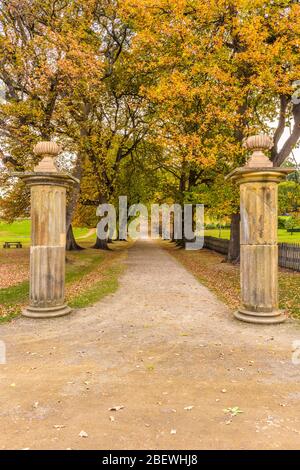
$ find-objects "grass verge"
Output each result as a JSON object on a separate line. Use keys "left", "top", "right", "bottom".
{"left": 164, "top": 241, "right": 300, "bottom": 319}
{"left": 205, "top": 228, "right": 300, "bottom": 243}
{"left": 69, "top": 265, "right": 122, "bottom": 309}
{"left": 0, "top": 242, "right": 129, "bottom": 322}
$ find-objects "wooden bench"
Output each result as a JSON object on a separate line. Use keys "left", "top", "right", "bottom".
{"left": 287, "top": 229, "right": 300, "bottom": 234}
{"left": 3, "top": 241, "right": 22, "bottom": 248}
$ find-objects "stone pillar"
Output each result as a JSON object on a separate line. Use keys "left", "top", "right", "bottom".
{"left": 14, "top": 142, "right": 78, "bottom": 318}
{"left": 228, "top": 135, "right": 294, "bottom": 324}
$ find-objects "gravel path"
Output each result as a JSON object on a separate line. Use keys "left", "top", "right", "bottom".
{"left": 0, "top": 240, "right": 300, "bottom": 449}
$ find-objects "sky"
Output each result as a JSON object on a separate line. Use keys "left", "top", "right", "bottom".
{"left": 278, "top": 126, "right": 300, "bottom": 166}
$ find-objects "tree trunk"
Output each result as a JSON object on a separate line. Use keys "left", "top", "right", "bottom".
{"left": 66, "top": 224, "right": 83, "bottom": 251}
{"left": 175, "top": 207, "right": 186, "bottom": 248}
{"left": 66, "top": 151, "right": 83, "bottom": 251}
{"left": 93, "top": 236, "right": 110, "bottom": 250}
{"left": 227, "top": 213, "right": 240, "bottom": 263}
{"left": 92, "top": 194, "right": 110, "bottom": 250}
{"left": 175, "top": 157, "right": 189, "bottom": 248}
{"left": 171, "top": 213, "right": 175, "bottom": 242}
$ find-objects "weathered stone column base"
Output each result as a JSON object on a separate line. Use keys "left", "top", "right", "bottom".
{"left": 22, "top": 304, "right": 72, "bottom": 319}
{"left": 234, "top": 308, "right": 286, "bottom": 325}
{"left": 227, "top": 135, "right": 295, "bottom": 327}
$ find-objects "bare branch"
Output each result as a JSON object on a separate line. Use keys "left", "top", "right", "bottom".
{"left": 272, "top": 102, "right": 300, "bottom": 167}
{"left": 271, "top": 95, "right": 289, "bottom": 161}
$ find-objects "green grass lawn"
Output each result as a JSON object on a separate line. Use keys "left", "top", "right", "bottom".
{"left": 0, "top": 251, "right": 102, "bottom": 319}
{"left": 0, "top": 219, "right": 118, "bottom": 322}
{"left": 0, "top": 219, "right": 89, "bottom": 246}
{"left": 205, "top": 228, "right": 300, "bottom": 243}
{"left": 0, "top": 245, "right": 127, "bottom": 322}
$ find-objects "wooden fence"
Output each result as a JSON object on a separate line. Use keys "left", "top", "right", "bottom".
{"left": 278, "top": 243, "right": 300, "bottom": 272}
{"left": 204, "top": 236, "right": 300, "bottom": 272}
{"left": 204, "top": 236, "right": 230, "bottom": 255}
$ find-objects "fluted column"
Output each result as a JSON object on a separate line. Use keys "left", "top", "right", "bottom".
{"left": 228, "top": 135, "right": 294, "bottom": 324}
{"left": 14, "top": 142, "right": 78, "bottom": 318}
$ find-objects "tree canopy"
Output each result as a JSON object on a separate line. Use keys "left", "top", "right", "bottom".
{"left": 0, "top": 0, "right": 300, "bottom": 252}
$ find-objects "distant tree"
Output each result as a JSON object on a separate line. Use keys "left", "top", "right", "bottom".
{"left": 0, "top": 0, "right": 142, "bottom": 249}
{"left": 121, "top": 0, "right": 300, "bottom": 259}
{"left": 278, "top": 181, "right": 300, "bottom": 215}
{"left": 285, "top": 215, "right": 300, "bottom": 232}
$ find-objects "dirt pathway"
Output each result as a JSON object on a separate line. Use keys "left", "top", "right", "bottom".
{"left": 1, "top": 240, "right": 300, "bottom": 450}
{"left": 77, "top": 228, "right": 96, "bottom": 239}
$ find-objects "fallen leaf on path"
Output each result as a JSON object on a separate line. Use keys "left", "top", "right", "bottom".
{"left": 224, "top": 407, "right": 243, "bottom": 417}
{"left": 108, "top": 405, "right": 124, "bottom": 411}
{"left": 160, "top": 407, "right": 175, "bottom": 414}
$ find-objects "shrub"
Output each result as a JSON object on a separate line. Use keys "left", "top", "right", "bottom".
{"left": 285, "top": 216, "right": 300, "bottom": 231}
{"left": 278, "top": 216, "right": 288, "bottom": 229}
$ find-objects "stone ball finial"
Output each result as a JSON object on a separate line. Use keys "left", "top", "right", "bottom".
{"left": 244, "top": 134, "right": 273, "bottom": 168}
{"left": 33, "top": 141, "right": 62, "bottom": 173}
